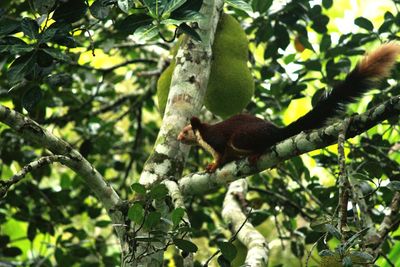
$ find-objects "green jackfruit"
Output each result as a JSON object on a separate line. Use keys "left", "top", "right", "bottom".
{"left": 157, "top": 61, "right": 175, "bottom": 115}
{"left": 156, "top": 14, "right": 254, "bottom": 118}
{"left": 204, "top": 13, "right": 254, "bottom": 118}
{"left": 156, "top": 35, "right": 184, "bottom": 115}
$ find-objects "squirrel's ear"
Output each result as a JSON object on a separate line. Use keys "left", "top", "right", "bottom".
{"left": 190, "top": 117, "right": 202, "bottom": 130}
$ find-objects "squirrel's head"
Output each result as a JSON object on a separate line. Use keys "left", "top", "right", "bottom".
{"left": 177, "top": 117, "right": 201, "bottom": 145}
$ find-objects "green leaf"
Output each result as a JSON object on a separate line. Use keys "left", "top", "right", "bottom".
{"left": 37, "top": 50, "right": 54, "bottom": 67}
{"left": 378, "top": 20, "right": 393, "bottom": 33}
{"left": 310, "top": 216, "right": 334, "bottom": 231}
{"left": 44, "top": 22, "right": 76, "bottom": 47}
{"left": 3, "top": 247, "right": 22, "bottom": 257}
{"left": 131, "top": 183, "right": 146, "bottom": 195}
{"left": 60, "top": 173, "right": 71, "bottom": 189}
{"left": 133, "top": 24, "right": 158, "bottom": 41}
{"left": 42, "top": 48, "right": 71, "bottom": 62}
{"left": 8, "top": 52, "right": 37, "bottom": 83}
{"left": 217, "top": 255, "right": 230, "bottom": 267}
{"left": 298, "top": 35, "right": 314, "bottom": 51}
{"left": 319, "top": 249, "right": 335, "bottom": 256}
{"left": 311, "top": 14, "right": 329, "bottom": 33}
{"left": 117, "top": 13, "right": 153, "bottom": 34}
{"left": 128, "top": 203, "right": 144, "bottom": 224}
{"left": 325, "top": 224, "right": 341, "bottom": 240}
{"left": 40, "top": 27, "right": 58, "bottom": 43}
{"left": 170, "top": 0, "right": 202, "bottom": 20}
{"left": 388, "top": 181, "right": 400, "bottom": 191}
{"left": 145, "top": 211, "right": 161, "bottom": 228}
{"left": 142, "top": 0, "right": 160, "bottom": 18}
{"left": 348, "top": 251, "right": 374, "bottom": 262}
{"left": 322, "top": 0, "right": 333, "bottom": 9}
{"left": 118, "top": 0, "right": 134, "bottom": 13}
{"left": 275, "top": 23, "right": 290, "bottom": 49}
{"left": 21, "top": 18, "right": 39, "bottom": 39}
{"left": 177, "top": 23, "right": 201, "bottom": 41}
{"left": 0, "top": 44, "right": 33, "bottom": 54}
{"left": 0, "top": 18, "right": 21, "bottom": 36}
{"left": 354, "top": 17, "right": 374, "bottom": 31}
{"left": 53, "top": 0, "right": 87, "bottom": 23}
{"left": 343, "top": 256, "right": 352, "bottom": 267}
{"left": 343, "top": 228, "right": 369, "bottom": 250}
{"left": 252, "top": 0, "right": 273, "bottom": 13}
{"left": 217, "top": 241, "right": 237, "bottom": 262}
{"left": 162, "top": 0, "right": 187, "bottom": 18}
{"left": 291, "top": 241, "right": 305, "bottom": 258}
{"left": 320, "top": 34, "right": 331, "bottom": 52}
{"left": 27, "top": 223, "right": 37, "bottom": 241}
{"left": 171, "top": 207, "right": 185, "bottom": 226}
{"left": 283, "top": 53, "right": 296, "bottom": 64}
{"left": 0, "top": 235, "right": 10, "bottom": 248}
{"left": 173, "top": 238, "right": 198, "bottom": 253}
{"left": 161, "top": 12, "right": 203, "bottom": 24}
{"left": 90, "top": 0, "right": 111, "bottom": 19}
{"left": 46, "top": 73, "right": 72, "bottom": 88}
{"left": 33, "top": 0, "right": 56, "bottom": 14}
{"left": 225, "top": 0, "right": 253, "bottom": 15}
{"left": 149, "top": 184, "right": 168, "bottom": 200}
{"left": 22, "top": 86, "right": 43, "bottom": 112}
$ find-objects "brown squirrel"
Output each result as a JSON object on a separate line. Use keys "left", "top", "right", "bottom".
{"left": 177, "top": 43, "right": 400, "bottom": 172}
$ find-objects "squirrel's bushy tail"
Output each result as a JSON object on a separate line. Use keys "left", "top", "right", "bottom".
{"left": 281, "top": 43, "right": 400, "bottom": 139}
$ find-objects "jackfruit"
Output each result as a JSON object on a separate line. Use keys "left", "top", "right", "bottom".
{"left": 156, "top": 14, "right": 254, "bottom": 118}
{"left": 204, "top": 13, "right": 254, "bottom": 118}
{"left": 157, "top": 61, "right": 175, "bottom": 115}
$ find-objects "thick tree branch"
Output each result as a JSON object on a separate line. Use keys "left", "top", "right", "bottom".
{"left": 0, "top": 104, "right": 125, "bottom": 233}
{"left": 221, "top": 179, "right": 268, "bottom": 266}
{"left": 124, "top": 1, "right": 225, "bottom": 266}
{"left": 164, "top": 180, "right": 194, "bottom": 267}
{"left": 180, "top": 96, "right": 400, "bottom": 195}
{"left": 138, "top": 0, "right": 224, "bottom": 187}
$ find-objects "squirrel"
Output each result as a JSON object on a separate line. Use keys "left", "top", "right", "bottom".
{"left": 177, "top": 43, "right": 400, "bottom": 172}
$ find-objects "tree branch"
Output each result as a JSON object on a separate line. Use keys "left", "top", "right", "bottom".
{"left": 70, "top": 58, "right": 157, "bottom": 74}
{"left": 371, "top": 192, "right": 400, "bottom": 257}
{"left": 124, "top": 1, "right": 225, "bottom": 266}
{"left": 0, "top": 104, "right": 125, "bottom": 234}
{"left": 221, "top": 179, "right": 268, "bottom": 266}
{"left": 138, "top": 1, "right": 224, "bottom": 187}
{"left": 0, "top": 155, "right": 70, "bottom": 198}
{"left": 338, "top": 119, "right": 351, "bottom": 239}
{"left": 179, "top": 96, "right": 400, "bottom": 195}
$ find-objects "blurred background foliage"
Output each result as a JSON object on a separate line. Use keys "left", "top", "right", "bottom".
{"left": 0, "top": 0, "right": 399, "bottom": 266}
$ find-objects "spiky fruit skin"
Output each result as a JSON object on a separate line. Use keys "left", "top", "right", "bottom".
{"left": 205, "top": 14, "right": 254, "bottom": 118}
{"left": 157, "top": 61, "right": 175, "bottom": 115}
{"left": 156, "top": 14, "right": 254, "bottom": 117}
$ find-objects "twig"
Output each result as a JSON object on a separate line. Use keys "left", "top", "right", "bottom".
{"left": 249, "top": 187, "right": 315, "bottom": 220}
{"left": 203, "top": 209, "right": 252, "bottom": 266}
{"left": 0, "top": 155, "right": 70, "bottom": 198}
{"left": 338, "top": 118, "right": 351, "bottom": 239}
{"left": 379, "top": 252, "right": 395, "bottom": 267}
{"left": 305, "top": 234, "right": 326, "bottom": 267}
{"left": 120, "top": 107, "right": 143, "bottom": 191}
{"left": 70, "top": 59, "right": 157, "bottom": 73}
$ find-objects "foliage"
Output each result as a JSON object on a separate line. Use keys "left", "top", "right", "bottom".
{"left": 0, "top": 0, "right": 399, "bottom": 266}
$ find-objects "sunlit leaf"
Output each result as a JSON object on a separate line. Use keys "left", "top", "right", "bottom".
{"left": 225, "top": 0, "right": 253, "bottom": 14}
